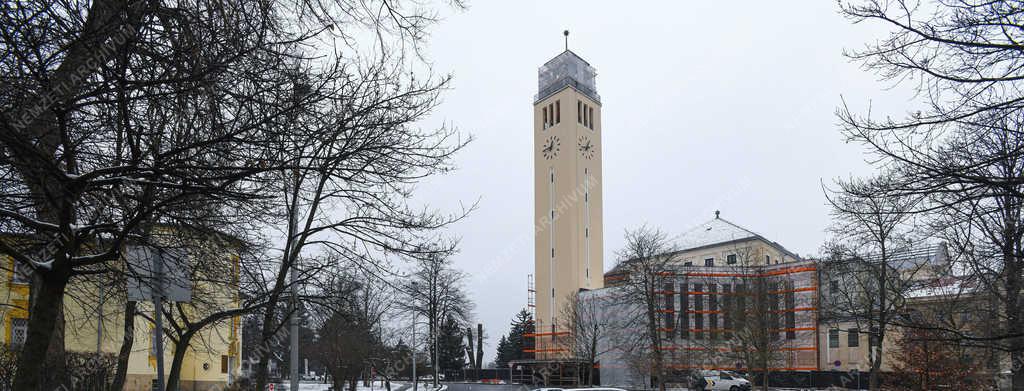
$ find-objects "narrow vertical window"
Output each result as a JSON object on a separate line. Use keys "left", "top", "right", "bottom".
{"left": 583, "top": 104, "right": 589, "bottom": 127}
{"left": 578, "top": 100, "right": 582, "bottom": 123}
{"left": 722, "top": 285, "right": 732, "bottom": 339}
{"left": 829, "top": 328, "right": 840, "bottom": 348}
{"left": 770, "top": 282, "right": 780, "bottom": 341}
{"left": 848, "top": 328, "right": 860, "bottom": 347}
{"left": 709, "top": 284, "right": 718, "bottom": 340}
{"left": 663, "top": 281, "right": 675, "bottom": 330}
{"left": 786, "top": 282, "right": 797, "bottom": 340}
{"left": 555, "top": 100, "right": 560, "bottom": 123}
{"left": 549, "top": 103, "right": 554, "bottom": 126}
{"left": 693, "top": 283, "right": 704, "bottom": 340}
{"left": 589, "top": 107, "right": 595, "bottom": 129}
{"left": 542, "top": 107, "right": 548, "bottom": 128}
{"left": 680, "top": 283, "right": 690, "bottom": 340}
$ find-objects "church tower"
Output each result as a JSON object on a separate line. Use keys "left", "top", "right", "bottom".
{"left": 533, "top": 45, "right": 604, "bottom": 357}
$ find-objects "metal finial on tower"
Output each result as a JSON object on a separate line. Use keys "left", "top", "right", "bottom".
{"left": 715, "top": 210, "right": 720, "bottom": 219}
{"left": 563, "top": 30, "right": 569, "bottom": 51}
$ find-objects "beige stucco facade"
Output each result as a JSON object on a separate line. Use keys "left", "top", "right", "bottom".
{"left": 533, "top": 50, "right": 605, "bottom": 358}
{"left": 0, "top": 235, "right": 241, "bottom": 391}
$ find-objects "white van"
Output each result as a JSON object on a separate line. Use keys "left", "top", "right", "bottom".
{"left": 700, "top": 370, "right": 751, "bottom": 391}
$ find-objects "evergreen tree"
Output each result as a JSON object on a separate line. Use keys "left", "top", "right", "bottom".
{"left": 494, "top": 335, "right": 512, "bottom": 368}
{"left": 494, "top": 309, "right": 536, "bottom": 368}
{"left": 507, "top": 309, "right": 535, "bottom": 361}
{"left": 438, "top": 315, "right": 467, "bottom": 375}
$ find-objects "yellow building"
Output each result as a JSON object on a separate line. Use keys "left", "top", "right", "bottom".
{"left": 532, "top": 48, "right": 605, "bottom": 359}
{"left": 1, "top": 233, "right": 242, "bottom": 391}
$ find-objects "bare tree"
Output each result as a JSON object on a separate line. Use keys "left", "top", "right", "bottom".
{"left": 0, "top": 0, "right": 469, "bottom": 388}
{"left": 398, "top": 253, "right": 473, "bottom": 386}
{"left": 560, "top": 291, "right": 611, "bottom": 386}
{"left": 612, "top": 225, "right": 679, "bottom": 391}
{"left": 822, "top": 175, "right": 923, "bottom": 391}
{"left": 835, "top": 4, "right": 1024, "bottom": 386}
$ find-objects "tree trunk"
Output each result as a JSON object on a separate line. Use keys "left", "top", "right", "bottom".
{"left": 255, "top": 296, "right": 283, "bottom": 391}
{"left": 111, "top": 301, "right": 137, "bottom": 391}
{"left": 13, "top": 268, "right": 69, "bottom": 391}
{"left": 165, "top": 330, "right": 196, "bottom": 391}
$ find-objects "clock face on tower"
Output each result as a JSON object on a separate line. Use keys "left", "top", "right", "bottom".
{"left": 578, "top": 135, "right": 595, "bottom": 160}
{"left": 542, "top": 135, "right": 560, "bottom": 160}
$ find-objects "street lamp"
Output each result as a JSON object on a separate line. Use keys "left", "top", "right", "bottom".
{"left": 411, "top": 281, "right": 418, "bottom": 391}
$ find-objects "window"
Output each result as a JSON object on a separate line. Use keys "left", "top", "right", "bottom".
{"left": 555, "top": 100, "right": 560, "bottom": 124}
{"left": 542, "top": 107, "right": 548, "bottom": 128}
{"left": 727, "top": 254, "right": 737, "bottom": 265}
{"left": 785, "top": 284, "right": 796, "bottom": 340}
{"left": 693, "top": 284, "right": 704, "bottom": 340}
{"left": 684, "top": 261, "right": 693, "bottom": 266}
{"left": 848, "top": 328, "right": 860, "bottom": 347}
{"left": 869, "top": 326, "right": 880, "bottom": 347}
{"left": 722, "top": 285, "right": 732, "bottom": 339}
{"left": 10, "top": 318, "right": 27, "bottom": 347}
{"left": 680, "top": 284, "right": 690, "bottom": 340}
{"left": 221, "top": 355, "right": 229, "bottom": 373}
{"left": 765, "top": 255, "right": 771, "bottom": 264}
{"left": 704, "top": 258, "right": 714, "bottom": 267}
{"left": 829, "top": 328, "right": 840, "bottom": 348}
{"left": 583, "top": 104, "right": 589, "bottom": 127}
{"left": 589, "top": 107, "right": 595, "bottom": 129}
{"left": 769, "top": 282, "right": 780, "bottom": 341}
{"left": 549, "top": 103, "right": 554, "bottom": 126}
{"left": 708, "top": 284, "right": 718, "bottom": 340}
{"left": 663, "top": 282, "right": 674, "bottom": 329}
{"left": 11, "top": 259, "right": 30, "bottom": 284}
{"left": 578, "top": 100, "right": 582, "bottom": 123}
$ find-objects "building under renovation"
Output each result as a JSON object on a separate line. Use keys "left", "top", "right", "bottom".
{"left": 586, "top": 216, "right": 819, "bottom": 387}
{"left": 523, "top": 43, "right": 1007, "bottom": 389}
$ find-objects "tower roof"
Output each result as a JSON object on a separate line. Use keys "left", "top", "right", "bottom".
{"left": 536, "top": 50, "right": 599, "bottom": 103}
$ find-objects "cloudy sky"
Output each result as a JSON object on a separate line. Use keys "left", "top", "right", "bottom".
{"left": 408, "top": 1, "right": 914, "bottom": 363}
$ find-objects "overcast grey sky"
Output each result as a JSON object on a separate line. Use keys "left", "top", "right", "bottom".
{"left": 408, "top": 1, "right": 913, "bottom": 364}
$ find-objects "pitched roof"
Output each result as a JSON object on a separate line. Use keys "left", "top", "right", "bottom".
{"left": 672, "top": 215, "right": 801, "bottom": 261}
{"left": 675, "top": 217, "right": 759, "bottom": 250}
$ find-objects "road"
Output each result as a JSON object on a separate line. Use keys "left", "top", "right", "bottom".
{"left": 442, "top": 383, "right": 530, "bottom": 391}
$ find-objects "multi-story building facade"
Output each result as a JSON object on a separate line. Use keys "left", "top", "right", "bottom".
{"left": 594, "top": 215, "right": 818, "bottom": 386}
{"left": 0, "top": 230, "right": 242, "bottom": 391}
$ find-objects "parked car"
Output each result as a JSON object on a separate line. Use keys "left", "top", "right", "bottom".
{"left": 565, "top": 388, "right": 627, "bottom": 391}
{"left": 700, "top": 370, "right": 751, "bottom": 391}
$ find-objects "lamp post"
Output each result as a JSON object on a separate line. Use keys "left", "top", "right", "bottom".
{"left": 411, "top": 281, "right": 418, "bottom": 391}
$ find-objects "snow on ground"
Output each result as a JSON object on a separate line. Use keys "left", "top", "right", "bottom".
{"left": 273, "top": 380, "right": 413, "bottom": 391}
